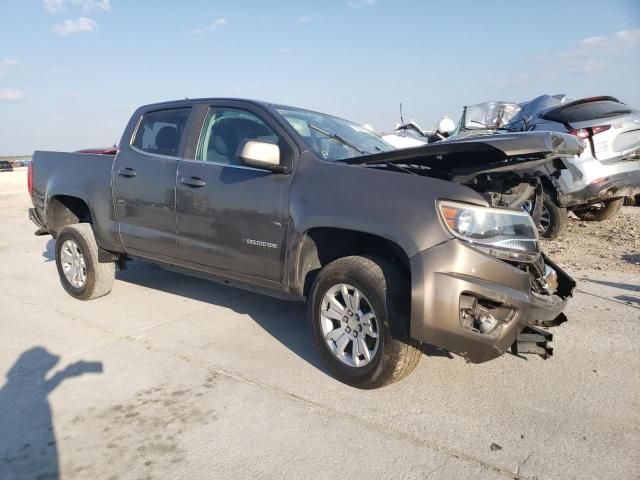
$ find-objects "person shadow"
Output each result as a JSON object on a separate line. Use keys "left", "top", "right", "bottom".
{"left": 0, "top": 347, "right": 102, "bottom": 480}
{"left": 42, "top": 239, "right": 55, "bottom": 262}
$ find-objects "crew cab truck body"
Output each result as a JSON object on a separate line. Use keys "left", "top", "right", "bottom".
{"left": 29, "top": 98, "right": 576, "bottom": 388}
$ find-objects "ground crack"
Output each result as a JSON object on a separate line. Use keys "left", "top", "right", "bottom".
{"left": 517, "top": 452, "right": 533, "bottom": 477}
{"left": 424, "top": 456, "right": 450, "bottom": 480}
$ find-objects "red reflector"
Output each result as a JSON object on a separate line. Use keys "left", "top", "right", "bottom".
{"left": 27, "top": 162, "right": 33, "bottom": 194}
{"left": 568, "top": 128, "right": 590, "bottom": 139}
{"left": 591, "top": 125, "right": 611, "bottom": 135}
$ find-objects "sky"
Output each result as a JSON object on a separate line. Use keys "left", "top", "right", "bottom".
{"left": 0, "top": 0, "right": 639, "bottom": 155}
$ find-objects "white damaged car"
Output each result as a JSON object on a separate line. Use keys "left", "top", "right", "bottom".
{"left": 456, "top": 95, "right": 640, "bottom": 237}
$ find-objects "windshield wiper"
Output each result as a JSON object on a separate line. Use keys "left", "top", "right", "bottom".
{"left": 307, "top": 123, "right": 366, "bottom": 155}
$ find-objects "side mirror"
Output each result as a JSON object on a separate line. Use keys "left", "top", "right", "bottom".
{"left": 238, "top": 140, "right": 286, "bottom": 173}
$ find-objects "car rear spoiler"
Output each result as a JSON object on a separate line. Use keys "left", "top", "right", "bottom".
{"left": 343, "top": 131, "right": 583, "bottom": 178}
{"left": 541, "top": 95, "right": 623, "bottom": 123}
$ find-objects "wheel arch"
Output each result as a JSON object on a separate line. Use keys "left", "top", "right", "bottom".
{"left": 294, "top": 227, "right": 411, "bottom": 299}
{"left": 46, "top": 194, "right": 93, "bottom": 237}
{"left": 539, "top": 176, "right": 561, "bottom": 202}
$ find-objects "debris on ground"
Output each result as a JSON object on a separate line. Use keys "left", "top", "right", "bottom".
{"left": 542, "top": 207, "right": 640, "bottom": 274}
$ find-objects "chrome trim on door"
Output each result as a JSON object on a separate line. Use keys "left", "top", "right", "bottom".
{"left": 130, "top": 145, "right": 185, "bottom": 162}
{"left": 178, "top": 157, "right": 272, "bottom": 173}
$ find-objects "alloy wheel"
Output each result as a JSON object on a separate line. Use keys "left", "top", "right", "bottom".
{"left": 523, "top": 201, "right": 551, "bottom": 235}
{"left": 60, "top": 239, "right": 87, "bottom": 288}
{"left": 319, "top": 283, "right": 379, "bottom": 368}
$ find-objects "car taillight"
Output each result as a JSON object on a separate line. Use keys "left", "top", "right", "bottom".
{"left": 569, "top": 128, "right": 590, "bottom": 139}
{"left": 27, "top": 162, "right": 33, "bottom": 194}
{"left": 568, "top": 124, "right": 611, "bottom": 139}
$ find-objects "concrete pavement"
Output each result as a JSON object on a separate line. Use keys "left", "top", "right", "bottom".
{"left": 1, "top": 169, "right": 639, "bottom": 479}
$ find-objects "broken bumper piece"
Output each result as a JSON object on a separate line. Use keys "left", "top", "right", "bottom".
{"left": 511, "top": 324, "right": 554, "bottom": 359}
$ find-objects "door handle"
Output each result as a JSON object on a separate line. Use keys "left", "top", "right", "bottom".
{"left": 180, "top": 177, "right": 206, "bottom": 188}
{"left": 117, "top": 168, "right": 137, "bottom": 178}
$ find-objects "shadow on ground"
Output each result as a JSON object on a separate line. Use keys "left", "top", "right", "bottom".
{"left": 43, "top": 239, "right": 55, "bottom": 262}
{"left": 579, "top": 278, "right": 640, "bottom": 293}
{"left": 114, "top": 261, "right": 451, "bottom": 374}
{"left": 41, "top": 244, "right": 450, "bottom": 377}
{"left": 0, "top": 347, "right": 102, "bottom": 480}
{"left": 621, "top": 253, "right": 640, "bottom": 266}
{"left": 615, "top": 295, "right": 640, "bottom": 305}
{"left": 115, "top": 261, "right": 332, "bottom": 374}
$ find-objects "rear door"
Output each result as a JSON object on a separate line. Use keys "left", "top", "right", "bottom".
{"left": 175, "top": 101, "right": 295, "bottom": 281}
{"left": 113, "top": 107, "right": 191, "bottom": 258}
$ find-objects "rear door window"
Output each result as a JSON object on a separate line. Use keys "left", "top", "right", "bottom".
{"left": 545, "top": 100, "right": 631, "bottom": 123}
{"left": 132, "top": 108, "right": 191, "bottom": 157}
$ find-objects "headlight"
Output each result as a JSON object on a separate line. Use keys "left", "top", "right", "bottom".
{"left": 438, "top": 200, "right": 539, "bottom": 262}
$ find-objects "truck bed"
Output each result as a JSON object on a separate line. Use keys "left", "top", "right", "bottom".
{"left": 31, "top": 151, "right": 121, "bottom": 252}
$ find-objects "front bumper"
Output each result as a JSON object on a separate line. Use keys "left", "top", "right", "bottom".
{"left": 410, "top": 239, "right": 574, "bottom": 363}
{"left": 558, "top": 169, "right": 640, "bottom": 207}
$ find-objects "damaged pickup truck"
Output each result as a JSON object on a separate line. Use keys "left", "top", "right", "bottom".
{"left": 29, "top": 98, "right": 577, "bottom": 388}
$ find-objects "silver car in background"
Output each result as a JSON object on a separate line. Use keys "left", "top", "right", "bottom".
{"left": 456, "top": 95, "right": 640, "bottom": 237}
{"left": 516, "top": 95, "right": 640, "bottom": 214}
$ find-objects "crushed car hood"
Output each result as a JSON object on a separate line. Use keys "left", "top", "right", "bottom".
{"left": 344, "top": 131, "right": 583, "bottom": 179}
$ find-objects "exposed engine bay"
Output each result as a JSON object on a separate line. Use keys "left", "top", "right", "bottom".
{"left": 345, "top": 131, "right": 583, "bottom": 212}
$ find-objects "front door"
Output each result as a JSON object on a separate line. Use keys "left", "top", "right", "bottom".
{"left": 113, "top": 107, "right": 191, "bottom": 258}
{"left": 176, "top": 104, "right": 293, "bottom": 281}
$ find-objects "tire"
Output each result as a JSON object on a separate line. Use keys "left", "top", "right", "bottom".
{"left": 573, "top": 198, "right": 624, "bottom": 221}
{"left": 308, "top": 255, "right": 421, "bottom": 389}
{"left": 523, "top": 190, "right": 567, "bottom": 239}
{"left": 540, "top": 192, "right": 568, "bottom": 239}
{"left": 55, "top": 223, "right": 115, "bottom": 300}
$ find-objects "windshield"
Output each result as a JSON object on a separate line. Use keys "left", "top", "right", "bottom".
{"left": 460, "top": 101, "right": 522, "bottom": 131}
{"left": 275, "top": 106, "right": 394, "bottom": 161}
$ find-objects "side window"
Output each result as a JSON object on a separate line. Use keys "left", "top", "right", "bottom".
{"left": 132, "top": 108, "right": 191, "bottom": 157}
{"left": 197, "top": 108, "right": 279, "bottom": 165}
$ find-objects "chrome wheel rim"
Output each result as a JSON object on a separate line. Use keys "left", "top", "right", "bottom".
{"left": 319, "top": 283, "right": 379, "bottom": 368}
{"left": 523, "top": 201, "right": 551, "bottom": 235}
{"left": 60, "top": 239, "right": 87, "bottom": 288}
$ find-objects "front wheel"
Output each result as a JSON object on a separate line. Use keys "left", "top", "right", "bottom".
{"left": 523, "top": 191, "right": 568, "bottom": 239}
{"left": 55, "top": 223, "right": 115, "bottom": 300}
{"left": 308, "top": 256, "right": 421, "bottom": 389}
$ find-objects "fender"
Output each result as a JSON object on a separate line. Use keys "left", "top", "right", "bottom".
{"left": 284, "top": 151, "right": 488, "bottom": 293}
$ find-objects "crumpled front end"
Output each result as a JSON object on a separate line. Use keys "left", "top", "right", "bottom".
{"left": 410, "top": 239, "right": 574, "bottom": 363}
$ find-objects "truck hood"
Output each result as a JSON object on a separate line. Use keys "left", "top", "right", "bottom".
{"left": 344, "top": 131, "right": 583, "bottom": 179}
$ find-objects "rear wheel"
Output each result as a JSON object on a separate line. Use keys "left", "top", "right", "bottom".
{"left": 55, "top": 223, "right": 115, "bottom": 300}
{"left": 573, "top": 198, "right": 624, "bottom": 221}
{"left": 309, "top": 255, "right": 421, "bottom": 389}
